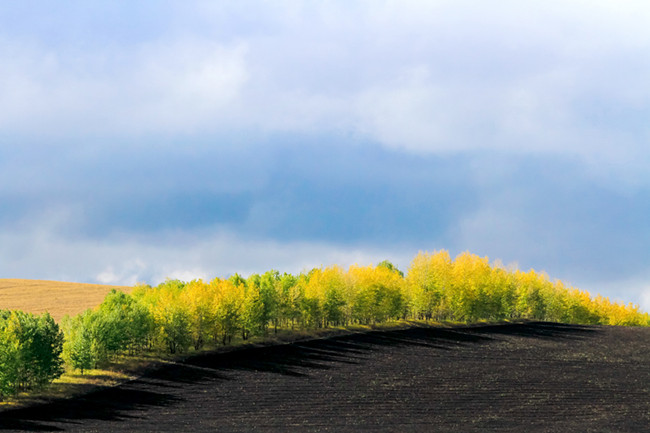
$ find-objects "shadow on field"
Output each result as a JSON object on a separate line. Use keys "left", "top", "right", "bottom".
{"left": 0, "top": 364, "right": 228, "bottom": 431}
{"left": 183, "top": 321, "right": 598, "bottom": 377}
{"left": 183, "top": 325, "right": 496, "bottom": 377}
{"left": 0, "top": 321, "right": 597, "bottom": 431}
{"left": 465, "top": 321, "right": 599, "bottom": 339}
{"left": 0, "top": 386, "right": 180, "bottom": 431}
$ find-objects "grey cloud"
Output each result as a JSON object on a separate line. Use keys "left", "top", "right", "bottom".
{"left": 453, "top": 154, "right": 650, "bottom": 291}
{"left": 0, "top": 138, "right": 478, "bottom": 244}
{"left": 1, "top": 138, "right": 649, "bottom": 308}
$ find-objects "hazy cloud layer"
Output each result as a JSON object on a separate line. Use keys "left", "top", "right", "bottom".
{"left": 1, "top": 1, "right": 649, "bottom": 309}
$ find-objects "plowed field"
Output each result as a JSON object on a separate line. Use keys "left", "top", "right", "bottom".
{"left": 1, "top": 322, "right": 649, "bottom": 432}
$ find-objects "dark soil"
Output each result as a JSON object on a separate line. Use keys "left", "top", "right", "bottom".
{"left": 1, "top": 322, "right": 649, "bottom": 432}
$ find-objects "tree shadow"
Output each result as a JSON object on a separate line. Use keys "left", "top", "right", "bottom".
{"left": 181, "top": 325, "right": 495, "bottom": 378}
{"left": 0, "top": 387, "right": 179, "bottom": 431}
{"left": 182, "top": 321, "right": 598, "bottom": 377}
{"left": 0, "top": 321, "right": 599, "bottom": 431}
{"left": 0, "top": 363, "right": 228, "bottom": 431}
{"left": 465, "top": 321, "right": 599, "bottom": 339}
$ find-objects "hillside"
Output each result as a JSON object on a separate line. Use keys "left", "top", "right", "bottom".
{"left": 1, "top": 322, "right": 648, "bottom": 432}
{"left": 0, "top": 279, "right": 132, "bottom": 322}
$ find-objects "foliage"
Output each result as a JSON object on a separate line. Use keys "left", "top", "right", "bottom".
{"left": 6, "top": 250, "right": 648, "bottom": 393}
{"left": 0, "top": 311, "right": 64, "bottom": 399}
{"left": 70, "top": 252, "right": 648, "bottom": 363}
{"left": 62, "top": 290, "right": 156, "bottom": 372}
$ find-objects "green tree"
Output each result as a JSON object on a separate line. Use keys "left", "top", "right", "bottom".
{"left": 62, "top": 311, "right": 95, "bottom": 373}
{"left": 97, "top": 290, "right": 154, "bottom": 354}
{"left": 260, "top": 270, "right": 281, "bottom": 332}
{"left": 377, "top": 260, "right": 404, "bottom": 277}
{"left": 0, "top": 310, "right": 20, "bottom": 398}
{"left": 240, "top": 285, "right": 265, "bottom": 339}
{"left": 0, "top": 311, "right": 64, "bottom": 398}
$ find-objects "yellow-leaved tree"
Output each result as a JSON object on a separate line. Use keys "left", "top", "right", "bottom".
{"left": 346, "top": 264, "right": 405, "bottom": 324}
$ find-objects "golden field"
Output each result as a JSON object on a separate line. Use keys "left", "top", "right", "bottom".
{"left": 0, "top": 279, "right": 132, "bottom": 322}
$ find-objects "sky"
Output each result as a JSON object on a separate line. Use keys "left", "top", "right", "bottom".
{"left": 1, "top": 1, "right": 650, "bottom": 310}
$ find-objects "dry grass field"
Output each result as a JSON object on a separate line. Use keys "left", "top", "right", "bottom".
{"left": 0, "top": 279, "right": 132, "bottom": 322}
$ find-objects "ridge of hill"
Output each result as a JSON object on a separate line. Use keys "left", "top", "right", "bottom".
{"left": 0, "top": 279, "right": 132, "bottom": 322}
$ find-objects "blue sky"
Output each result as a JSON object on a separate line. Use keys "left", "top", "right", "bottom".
{"left": 1, "top": 1, "right": 650, "bottom": 310}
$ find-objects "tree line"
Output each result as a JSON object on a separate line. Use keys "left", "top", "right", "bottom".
{"left": 1, "top": 250, "right": 648, "bottom": 400}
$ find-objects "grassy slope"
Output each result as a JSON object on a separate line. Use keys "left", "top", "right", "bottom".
{"left": 0, "top": 279, "right": 132, "bottom": 322}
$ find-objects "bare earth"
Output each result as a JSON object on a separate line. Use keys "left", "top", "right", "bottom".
{"left": 0, "top": 279, "right": 132, "bottom": 322}
{"left": 0, "top": 322, "right": 648, "bottom": 432}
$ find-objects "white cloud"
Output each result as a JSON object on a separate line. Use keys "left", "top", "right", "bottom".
{"left": 640, "top": 290, "right": 650, "bottom": 313}
{"left": 121, "top": 40, "right": 249, "bottom": 133}
{"left": 154, "top": 268, "right": 211, "bottom": 285}
{"left": 0, "top": 38, "right": 248, "bottom": 137}
{"left": 239, "top": 1, "right": 650, "bottom": 174}
{"left": 95, "top": 268, "right": 120, "bottom": 285}
{"left": 96, "top": 259, "right": 147, "bottom": 286}
{"left": 353, "top": 67, "right": 455, "bottom": 153}
{"left": 586, "top": 275, "right": 650, "bottom": 314}
{"left": 3, "top": 1, "right": 650, "bottom": 175}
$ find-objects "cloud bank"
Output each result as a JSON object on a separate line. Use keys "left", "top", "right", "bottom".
{"left": 1, "top": 1, "right": 649, "bottom": 309}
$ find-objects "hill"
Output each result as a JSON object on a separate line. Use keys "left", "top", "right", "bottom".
{"left": 0, "top": 322, "right": 648, "bottom": 431}
{"left": 0, "top": 279, "right": 132, "bottom": 322}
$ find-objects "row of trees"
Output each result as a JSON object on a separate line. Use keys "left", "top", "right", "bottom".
{"left": 405, "top": 252, "right": 647, "bottom": 325}
{"left": 1, "top": 250, "right": 648, "bottom": 398}
{"left": 0, "top": 311, "right": 64, "bottom": 399}
{"left": 60, "top": 251, "right": 649, "bottom": 373}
